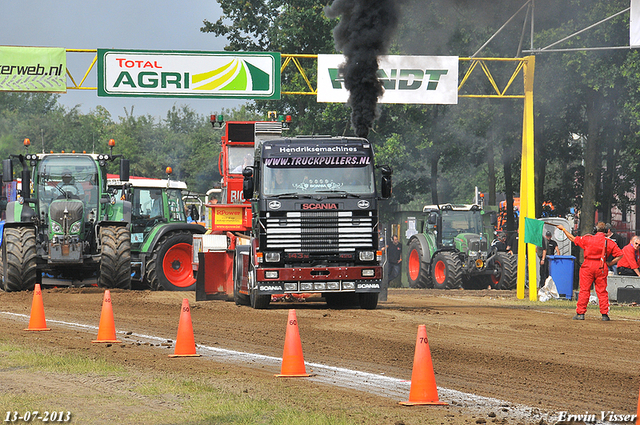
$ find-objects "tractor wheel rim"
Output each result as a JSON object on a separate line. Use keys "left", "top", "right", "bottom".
{"left": 162, "top": 243, "right": 195, "bottom": 288}
{"left": 434, "top": 260, "right": 446, "bottom": 284}
{"left": 408, "top": 249, "right": 420, "bottom": 281}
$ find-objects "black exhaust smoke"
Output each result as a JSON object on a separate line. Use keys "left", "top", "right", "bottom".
{"left": 325, "top": 0, "right": 399, "bottom": 138}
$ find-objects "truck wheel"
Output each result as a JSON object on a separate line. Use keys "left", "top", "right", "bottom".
{"left": 2, "top": 227, "right": 37, "bottom": 292}
{"left": 431, "top": 251, "right": 462, "bottom": 290}
{"left": 147, "top": 231, "right": 195, "bottom": 291}
{"left": 407, "top": 238, "right": 430, "bottom": 288}
{"left": 248, "top": 264, "right": 270, "bottom": 309}
{"left": 358, "top": 292, "right": 379, "bottom": 310}
{"left": 489, "top": 252, "right": 518, "bottom": 290}
{"left": 250, "top": 289, "right": 271, "bottom": 309}
{"left": 98, "top": 226, "right": 132, "bottom": 290}
{"left": 233, "top": 246, "right": 250, "bottom": 306}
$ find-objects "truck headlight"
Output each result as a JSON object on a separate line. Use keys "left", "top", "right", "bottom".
{"left": 358, "top": 251, "right": 375, "bottom": 261}
{"left": 361, "top": 269, "right": 375, "bottom": 277}
{"left": 301, "top": 282, "right": 313, "bottom": 291}
{"left": 265, "top": 271, "right": 279, "bottom": 279}
{"left": 468, "top": 250, "right": 478, "bottom": 258}
{"left": 343, "top": 282, "right": 355, "bottom": 290}
{"left": 284, "top": 282, "right": 298, "bottom": 291}
{"left": 265, "top": 252, "right": 281, "bottom": 262}
{"left": 70, "top": 221, "right": 81, "bottom": 234}
{"left": 52, "top": 223, "right": 62, "bottom": 233}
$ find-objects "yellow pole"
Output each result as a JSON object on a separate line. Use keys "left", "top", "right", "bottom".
{"left": 517, "top": 56, "right": 537, "bottom": 300}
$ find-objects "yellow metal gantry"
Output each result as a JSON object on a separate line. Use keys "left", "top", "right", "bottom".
{"left": 65, "top": 50, "right": 537, "bottom": 300}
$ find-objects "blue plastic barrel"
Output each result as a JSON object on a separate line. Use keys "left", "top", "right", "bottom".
{"left": 548, "top": 255, "right": 575, "bottom": 300}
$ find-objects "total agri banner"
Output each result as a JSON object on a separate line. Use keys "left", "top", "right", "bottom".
{"left": 317, "top": 54, "right": 458, "bottom": 104}
{"left": 98, "top": 49, "right": 281, "bottom": 99}
{"left": 0, "top": 46, "right": 66, "bottom": 92}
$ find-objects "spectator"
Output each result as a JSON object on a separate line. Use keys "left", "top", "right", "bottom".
{"left": 56, "top": 170, "right": 84, "bottom": 199}
{"left": 606, "top": 223, "right": 623, "bottom": 273}
{"left": 385, "top": 235, "right": 402, "bottom": 286}
{"left": 492, "top": 232, "right": 508, "bottom": 252}
{"left": 558, "top": 222, "right": 623, "bottom": 321}
{"left": 232, "top": 153, "right": 253, "bottom": 174}
{"left": 540, "top": 230, "right": 560, "bottom": 284}
{"left": 616, "top": 236, "right": 640, "bottom": 277}
{"left": 150, "top": 190, "right": 163, "bottom": 218}
{"left": 506, "top": 229, "right": 518, "bottom": 255}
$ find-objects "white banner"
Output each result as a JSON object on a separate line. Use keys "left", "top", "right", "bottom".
{"left": 632, "top": 0, "right": 640, "bottom": 47}
{"left": 317, "top": 54, "right": 458, "bottom": 104}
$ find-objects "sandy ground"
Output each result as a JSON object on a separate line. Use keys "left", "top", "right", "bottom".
{"left": 1, "top": 287, "right": 639, "bottom": 425}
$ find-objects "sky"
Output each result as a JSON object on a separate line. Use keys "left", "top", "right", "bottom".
{"left": 1, "top": 0, "right": 245, "bottom": 120}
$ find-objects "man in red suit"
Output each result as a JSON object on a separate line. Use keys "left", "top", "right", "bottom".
{"left": 557, "top": 222, "right": 623, "bottom": 321}
{"left": 616, "top": 236, "right": 640, "bottom": 277}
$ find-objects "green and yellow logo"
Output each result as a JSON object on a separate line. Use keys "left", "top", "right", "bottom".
{"left": 191, "top": 58, "right": 271, "bottom": 92}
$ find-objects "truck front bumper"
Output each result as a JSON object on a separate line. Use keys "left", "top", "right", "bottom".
{"left": 254, "top": 265, "right": 382, "bottom": 294}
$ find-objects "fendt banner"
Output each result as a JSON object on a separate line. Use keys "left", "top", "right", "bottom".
{"left": 317, "top": 54, "right": 458, "bottom": 104}
{"left": 0, "top": 46, "right": 66, "bottom": 92}
{"left": 98, "top": 49, "right": 281, "bottom": 99}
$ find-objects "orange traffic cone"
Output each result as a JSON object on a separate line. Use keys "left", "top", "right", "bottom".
{"left": 92, "top": 290, "right": 121, "bottom": 343}
{"left": 399, "top": 324, "right": 448, "bottom": 406}
{"left": 275, "top": 309, "right": 310, "bottom": 377}
{"left": 24, "top": 284, "right": 51, "bottom": 331}
{"left": 169, "top": 298, "right": 201, "bottom": 357}
{"left": 636, "top": 384, "right": 640, "bottom": 425}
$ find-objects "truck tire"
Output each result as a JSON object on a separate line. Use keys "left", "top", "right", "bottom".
{"left": 2, "top": 227, "right": 37, "bottom": 292}
{"left": 146, "top": 231, "right": 196, "bottom": 291}
{"left": 98, "top": 226, "right": 132, "bottom": 290}
{"left": 407, "top": 238, "right": 430, "bottom": 288}
{"left": 233, "top": 246, "right": 250, "bottom": 306}
{"left": 358, "top": 292, "right": 379, "bottom": 309}
{"left": 489, "top": 252, "right": 518, "bottom": 290}
{"left": 431, "top": 251, "right": 463, "bottom": 290}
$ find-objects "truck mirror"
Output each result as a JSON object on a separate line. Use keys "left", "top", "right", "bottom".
{"left": 428, "top": 212, "right": 438, "bottom": 225}
{"left": 381, "top": 175, "right": 392, "bottom": 199}
{"left": 21, "top": 167, "right": 30, "bottom": 199}
{"left": 2, "top": 159, "right": 13, "bottom": 182}
{"left": 120, "top": 159, "right": 130, "bottom": 182}
{"left": 243, "top": 168, "right": 254, "bottom": 200}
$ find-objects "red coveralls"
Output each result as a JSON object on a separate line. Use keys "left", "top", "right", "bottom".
{"left": 574, "top": 232, "right": 623, "bottom": 315}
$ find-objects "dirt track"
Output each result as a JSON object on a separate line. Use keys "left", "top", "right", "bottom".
{"left": 1, "top": 287, "right": 639, "bottom": 424}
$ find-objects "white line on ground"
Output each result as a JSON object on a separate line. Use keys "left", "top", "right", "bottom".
{"left": 1, "top": 311, "right": 559, "bottom": 423}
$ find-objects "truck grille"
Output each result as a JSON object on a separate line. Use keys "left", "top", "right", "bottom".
{"left": 264, "top": 211, "right": 375, "bottom": 252}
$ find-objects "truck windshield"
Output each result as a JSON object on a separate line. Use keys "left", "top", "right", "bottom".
{"left": 441, "top": 210, "right": 483, "bottom": 240}
{"left": 262, "top": 164, "right": 374, "bottom": 196}
{"left": 36, "top": 155, "right": 99, "bottom": 218}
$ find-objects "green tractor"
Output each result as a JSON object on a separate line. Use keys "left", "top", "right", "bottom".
{"left": 107, "top": 173, "right": 205, "bottom": 291}
{"left": 1, "top": 140, "right": 132, "bottom": 291}
{"left": 406, "top": 204, "right": 517, "bottom": 290}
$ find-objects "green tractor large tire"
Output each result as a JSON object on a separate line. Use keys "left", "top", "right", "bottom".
{"left": 98, "top": 226, "right": 132, "bottom": 290}
{"left": 146, "top": 231, "right": 196, "bottom": 291}
{"left": 489, "top": 251, "right": 518, "bottom": 290}
{"left": 407, "top": 238, "right": 430, "bottom": 288}
{"left": 2, "top": 227, "right": 38, "bottom": 292}
{"left": 431, "top": 251, "right": 463, "bottom": 290}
